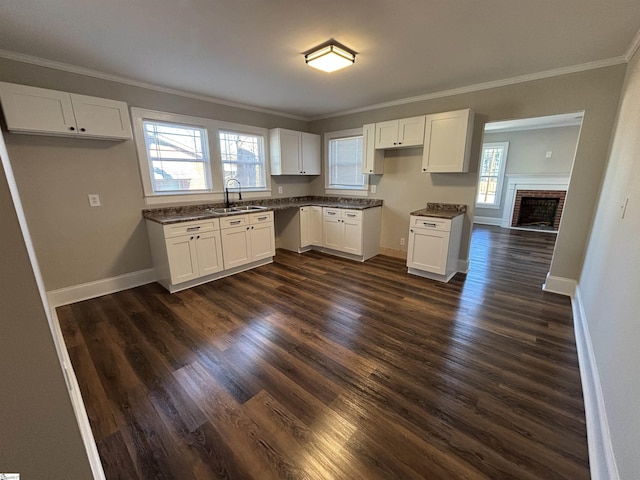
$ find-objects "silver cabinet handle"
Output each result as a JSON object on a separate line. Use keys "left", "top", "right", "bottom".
{"left": 346, "top": 214, "right": 356, "bottom": 217}
{"left": 257, "top": 216, "right": 267, "bottom": 221}
{"left": 423, "top": 222, "right": 437, "bottom": 227}
{"left": 230, "top": 220, "right": 241, "bottom": 225}
{"left": 187, "top": 226, "right": 201, "bottom": 232}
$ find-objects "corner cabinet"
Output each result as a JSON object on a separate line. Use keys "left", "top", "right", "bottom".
{"left": 421, "top": 109, "right": 474, "bottom": 173}
{"left": 300, "top": 206, "right": 323, "bottom": 247}
{"left": 0, "top": 82, "right": 132, "bottom": 140}
{"left": 407, "top": 214, "right": 464, "bottom": 282}
{"left": 270, "top": 128, "right": 321, "bottom": 175}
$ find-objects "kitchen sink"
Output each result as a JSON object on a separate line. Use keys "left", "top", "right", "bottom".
{"left": 206, "top": 205, "right": 268, "bottom": 214}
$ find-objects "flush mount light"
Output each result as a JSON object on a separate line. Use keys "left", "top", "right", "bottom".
{"left": 305, "top": 43, "right": 355, "bottom": 73}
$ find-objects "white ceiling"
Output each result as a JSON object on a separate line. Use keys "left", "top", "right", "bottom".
{"left": 1, "top": 0, "right": 639, "bottom": 119}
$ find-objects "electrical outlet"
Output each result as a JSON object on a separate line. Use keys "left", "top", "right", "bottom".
{"left": 278, "top": 186, "right": 283, "bottom": 194}
{"left": 88, "top": 194, "right": 101, "bottom": 207}
{"left": 371, "top": 185, "right": 377, "bottom": 194}
{"left": 545, "top": 151, "right": 553, "bottom": 158}
{"left": 400, "top": 237, "right": 405, "bottom": 246}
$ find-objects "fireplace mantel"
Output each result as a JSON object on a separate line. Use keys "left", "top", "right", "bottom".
{"left": 501, "top": 174, "right": 570, "bottom": 229}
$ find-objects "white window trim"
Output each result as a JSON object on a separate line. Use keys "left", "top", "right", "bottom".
{"left": 476, "top": 141, "right": 509, "bottom": 209}
{"left": 324, "top": 127, "right": 368, "bottom": 196}
{"left": 131, "top": 107, "right": 271, "bottom": 205}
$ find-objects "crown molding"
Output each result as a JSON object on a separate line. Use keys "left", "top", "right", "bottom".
{"left": 309, "top": 56, "right": 627, "bottom": 121}
{"left": 625, "top": 28, "right": 640, "bottom": 61}
{"left": 0, "top": 49, "right": 307, "bottom": 121}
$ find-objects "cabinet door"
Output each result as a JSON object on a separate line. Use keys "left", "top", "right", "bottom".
{"left": 397, "top": 116, "right": 426, "bottom": 147}
{"left": 342, "top": 219, "right": 363, "bottom": 255}
{"left": 250, "top": 223, "right": 275, "bottom": 261}
{"left": 309, "top": 206, "right": 324, "bottom": 245}
{"left": 323, "top": 217, "right": 343, "bottom": 250}
{"left": 195, "top": 230, "right": 224, "bottom": 276}
{"left": 362, "top": 123, "right": 384, "bottom": 174}
{"left": 70, "top": 94, "right": 132, "bottom": 139}
{"left": 300, "top": 207, "right": 310, "bottom": 247}
{"left": 0, "top": 82, "right": 77, "bottom": 135}
{"left": 166, "top": 236, "right": 199, "bottom": 284}
{"left": 374, "top": 120, "right": 399, "bottom": 149}
{"left": 407, "top": 228, "right": 450, "bottom": 275}
{"left": 279, "top": 129, "right": 302, "bottom": 174}
{"left": 301, "top": 132, "right": 321, "bottom": 175}
{"left": 422, "top": 109, "right": 473, "bottom": 173}
{"left": 221, "top": 225, "right": 252, "bottom": 269}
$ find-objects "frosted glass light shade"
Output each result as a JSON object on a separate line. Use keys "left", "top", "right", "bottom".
{"left": 305, "top": 44, "right": 355, "bottom": 73}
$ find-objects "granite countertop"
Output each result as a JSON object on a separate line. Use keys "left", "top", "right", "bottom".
{"left": 144, "top": 195, "right": 383, "bottom": 225}
{"left": 410, "top": 203, "right": 467, "bottom": 219}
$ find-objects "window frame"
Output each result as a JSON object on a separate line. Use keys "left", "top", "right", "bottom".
{"left": 131, "top": 108, "right": 271, "bottom": 205}
{"left": 324, "top": 127, "right": 369, "bottom": 197}
{"left": 218, "top": 128, "right": 267, "bottom": 191}
{"left": 476, "top": 141, "right": 509, "bottom": 209}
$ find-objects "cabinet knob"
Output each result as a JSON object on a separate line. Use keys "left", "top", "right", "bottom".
{"left": 69, "top": 126, "right": 75, "bottom": 131}
{"left": 197, "top": 235, "right": 200, "bottom": 239}
{"left": 398, "top": 142, "right": 402, "bottom": 145}
{"left": 369, "top": 169, "right": 373, "bottom": 172}
{"left": 410, "top": 229, "right": 414, "bottom": 233}
{"left": 393, "top": 142, "right": 397, "bottom": 145}
{"left": 80, "top": 127, "right": 86, "bottom": 132}
{"left": 422, "top": 168, "right": 426, "bottom": 172}
{"left": 190, "top": 236, "right": 194, "bottom": 240}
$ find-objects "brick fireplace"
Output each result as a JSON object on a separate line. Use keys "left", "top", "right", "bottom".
{"left": 511, "top": 189, "right": 566, "bottom": 231}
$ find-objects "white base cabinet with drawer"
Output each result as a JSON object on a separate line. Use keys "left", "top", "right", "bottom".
{"left": 220, "top": 211, "right": 275, "bottom": 269}
{"left": 146, "top": 212, "right": 275, "bottom": 293}
{"left": 407, "top": 214, "right": 464, "bottom": 282}
{"left": 320, "top": 207, "right": 381, "bottom": 261}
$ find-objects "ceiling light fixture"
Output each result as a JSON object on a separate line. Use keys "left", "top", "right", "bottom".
{"left": 305, "top": 43, "right": 355, "bottom": 73}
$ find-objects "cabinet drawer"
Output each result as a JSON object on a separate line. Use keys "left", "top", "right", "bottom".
{"left": 410, "top": 216, "right": 451, "bottom": 232}
{"left": 323, "top": 207, "right": 341, "bottom": 218}
{"left": 341, "top": 209, "right": 362, "bottom": 221}
{"left": 250, "top": 211, "right": 273, "bottom": 224}
{"left": 163, "top": 219, "right": 219, "bottom": 238}
{"left": 220, "top": 215, "right": 248, "bottom": 229}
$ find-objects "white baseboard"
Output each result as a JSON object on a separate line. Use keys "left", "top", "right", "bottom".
{"left": 572, "top": 286, "right": 619, "bottom": 480}
{"left": 47, "top": 268, "right": 156, "bottom": 307}
{"left": 49, "top": 307, "right": 106, "bottom": 480}
{"left": 457, "top": 258, "right": 470, "bottom": 274}
{"left": 473, "top": 216, "right": 503, "bottom": 226}
{"left": 542, "top": 273, "right": 576, "bottom": 297}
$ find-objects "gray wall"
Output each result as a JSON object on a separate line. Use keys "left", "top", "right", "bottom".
{"left": 0, "top": 138, "right": 93, "bottom": 478}
{"left": 476, "top": 125, "right": 580, "bottom": 220}
{"left": 309, "top": 66, "right": 625, "bottom": 281}
{"left": 579, "top": 50, "right": 640, "bottom": 479}
{"left": 0, "top": 57, "right": 311, "bottom": 290}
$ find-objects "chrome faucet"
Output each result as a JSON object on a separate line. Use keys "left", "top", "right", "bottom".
{"left": 224, "top": 178, "right": 242, "bottom": 208}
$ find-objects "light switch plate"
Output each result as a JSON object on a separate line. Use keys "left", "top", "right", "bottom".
{"left": 278, "top": 186, "right": 283, "bottom": 194}
{"left": 545, "top": 151, "right": 553, "bottom": 158}
{"left": 88, "top": 194, "right": 101, "bottom": 207}
{"left": 371, "top": 185, "right": 377, "bottom": 194}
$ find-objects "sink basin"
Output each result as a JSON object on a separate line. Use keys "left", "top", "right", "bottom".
{"left": 231, "top": 205, "right": 268, "bottom": 212}
{"left": 206, "top": 205, "right": 268, "bottom": 215}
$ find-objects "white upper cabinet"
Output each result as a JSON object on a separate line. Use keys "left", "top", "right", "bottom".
{"left": 374, "top": 116, "right": 425, "bottom": 149}
{"left": 421, "top": 109, "right": 474, "bottom": 173}
{"left": 270, "top": 128, "right": 321, "bottom": 175}
{"left": 362, "top": 123, "right": 384, "bottom": 174}
{"left": 0, "top": 82, "right": 132, "bottom": 140}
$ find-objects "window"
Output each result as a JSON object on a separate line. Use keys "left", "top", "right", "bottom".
{"left": 219, "top": 130, "right": 266, "bottom": 189}
{"left": 325, "top": 128, "right": 368, "bottom": 194}
{"left": 476, "top": 142, "right": 509, "bottom": 207}
{"left": 131, "top": 108, "right": 271, "bottom": 204}
{"left": 142, "top": 120, "right": 211, "bottom": 193}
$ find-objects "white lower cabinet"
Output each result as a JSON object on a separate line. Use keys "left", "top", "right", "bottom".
{"left": 321, "top": 207, "right": 377, "bottom": 258}
{"left": 146, "top": 212, "right": 274, "bottom": 293}
{"left": 407, "top": 214, "right": 464, "bottom": 282}
{"left": 220, "top": 211, "right": 275, "bottom": 269}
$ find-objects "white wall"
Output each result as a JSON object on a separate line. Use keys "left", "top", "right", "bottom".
{"left": 578, "top": 50, "right": 640, "bottom": 479}
{"left": 476, "top": 126, "right": 580, "bottom": 220}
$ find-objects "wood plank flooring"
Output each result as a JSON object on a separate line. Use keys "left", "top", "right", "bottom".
{"left": 59, "top": 225, "right": 589, "bottom": 479}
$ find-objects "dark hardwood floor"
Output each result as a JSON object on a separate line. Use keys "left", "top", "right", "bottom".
{"left": 59, "top": 225, "right": 589, "bottom": 479}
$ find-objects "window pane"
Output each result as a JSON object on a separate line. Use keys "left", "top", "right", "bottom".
{"left": 477, "top": 143, "right": 507, "bottom": 205}
{"left": 328, "top": 136, "right": 364, "bottom": 188}
{"left": 143, "top": 120, "right": 211, "bottom": 193}
{"left": 219, "top": 130, "right": 266, "bottom": 189}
